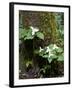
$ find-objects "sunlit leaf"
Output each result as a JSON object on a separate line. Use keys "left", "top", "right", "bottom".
{"left": 35, "top": 32, "right": 44, "bottom": 40}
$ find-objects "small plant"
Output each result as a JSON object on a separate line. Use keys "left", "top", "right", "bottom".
{"left": 19, "top": 26, "right": 44, "bottom": 40}
{"left": 34, "top": 44, "right": 64, "bottom": 77}
{"left": 34, "top": 44, "right": 64, "bottom": 63}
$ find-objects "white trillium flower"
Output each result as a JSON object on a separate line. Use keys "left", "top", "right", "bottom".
{"left": 49, "top": 52, "right": 54, "bottom": 58}
{"left": 46, "top": 46, "right": 54, "bottom": 58}
{"left": 53, "top": 44, "right": 59, "bottom": 49}
{"left": 32, "top": 31, "right": 35, "bottom": 36}
{"left": 30, "top": 26, "right": 34, "bottom": 30}
{"left": 46, "top": 46, "right": 51, "bottom": 53}
{"left": 39, "top": 47, "right": 43, "bottom": 52}
{"left": 30, "top": 26, "right": 39, "bottom": 35}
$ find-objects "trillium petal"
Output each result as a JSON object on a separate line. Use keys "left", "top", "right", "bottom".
{"left": 53, "top": 44, "right": 59, "bottom": 49}
{"left": 39, "top": 47, "right": 43, "bottom": 52}
{"left": 30, "top": 26, "right": 39, "bottom": 36}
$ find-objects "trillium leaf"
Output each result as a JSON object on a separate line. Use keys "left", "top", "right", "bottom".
{"left": 57, "top": 47, "right": 63, "bottom": 53}
{"left": 19, "top": 28, "right": 28, "bottom": 39}
{"left": 43, "top": 55, "right": 48, "bottom": 58}
{"left": 50, "top": 55, "right": 57, "bottom": 59}
{"left": 57, "top": 54, "right": 64, "bottom": 61}
{"left": 24, "top": 36, "right": 33, "bottom": 40}
{"left": 19, "top": 28, "right": 34, "bottom": 40}
{"left": 48, "top": 44, "right": 54, "bottom": 49}
{"left": 24, "top": 31, "right": 33, "bottom": 40}
{"left": 35, "top": 32, "right": 44, "bottom": 40}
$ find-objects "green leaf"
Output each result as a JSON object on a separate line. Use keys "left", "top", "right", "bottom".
{"left": 48, "top": 44, "right": 54, "bottom": 49}
{"left": 24, "top": 33, "right": 33, "bottom": 40}
{"left": 19, "top": 28, "right": 28, "bottom": 39}
{"left": 19, "top": 28, "right": 34, "bottom": 40}
{"left": 57, "top": 47, "right": 63, "bottom": 53}
{"left": 35, "top": 44, "right": 64, "bottom": 63}
{"left": 57, "top": 53, "right": 64, "bottom": 61}
{"left": 35, "top": 32, "right": 44, "bottom": 40}
{"left": 43, "top": 54, "right": 48, "bottom": 58}
{"left": 50, "top": 55, "right": 58, "bottom": 59}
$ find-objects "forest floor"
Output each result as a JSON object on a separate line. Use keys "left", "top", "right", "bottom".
{"left": 19, "top": 61, "right": 64, "bottom": 79}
